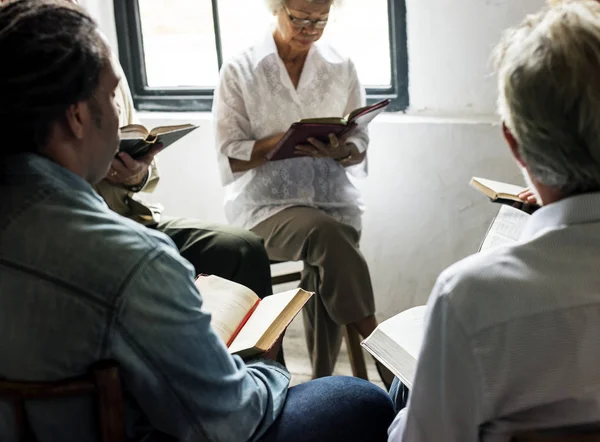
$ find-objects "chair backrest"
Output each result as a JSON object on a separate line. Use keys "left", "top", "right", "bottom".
{"left": 512, "top": 428, "right": 600, "bottom": 441}
{"left": 0, "top": 361, "right": 125, "bottom": 442}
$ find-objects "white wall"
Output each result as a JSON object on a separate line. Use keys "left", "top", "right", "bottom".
{"left": 407, "top": 0, "right": 544, "bottom": 114}
{"left": 87, "top": 0, "right": 544, "bottom": 318}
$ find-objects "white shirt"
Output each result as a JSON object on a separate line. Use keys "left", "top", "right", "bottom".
{"left": 389, "top": 192, "right": 600, "bottom": 441}
{"left": 212, "top": 32, "right": 368, "bottom": 231}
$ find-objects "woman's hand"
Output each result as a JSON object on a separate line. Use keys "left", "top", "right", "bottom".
{"left": 105, "top": 143, "right": 163, "bottom": 189}
{"left": 295, "top": 133, "right": 352, "bottom": 161}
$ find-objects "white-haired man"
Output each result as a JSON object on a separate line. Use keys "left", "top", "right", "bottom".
{"left": 389, "top": 1, "right": 600, "bottom": 440}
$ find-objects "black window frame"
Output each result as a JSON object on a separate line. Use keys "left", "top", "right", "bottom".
{"left": 114, "top": 0, "right": 408, "bottom": 112}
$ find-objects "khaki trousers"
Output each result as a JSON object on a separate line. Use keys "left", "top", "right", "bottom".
{"left": 252, "top": 206, "right": 376, "bottom": 378}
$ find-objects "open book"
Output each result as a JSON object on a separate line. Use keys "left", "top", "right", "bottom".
{"left": 119, "top": 123, "right": 198, "bottom": 159}
{"left": 479, "top": 204, "right": 530, "bottom": 251}
{"left": 470, "top": 177, "right": 539, "bottom": 214}
{"left": 265, "top": 99, "right": 390, "bottom": 162}
{"left": 361, "top": 206, "right": 532, "bottom": 386}
{"left": 195, "top": 275, "right": 312, "bottom": 358}
{"left": 361, "top": 306, "right": 426, "bottom": 389}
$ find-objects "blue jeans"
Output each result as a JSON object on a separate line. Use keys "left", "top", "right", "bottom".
{"left": 259, "top": 376, "right": 395, "bottom": 442}
{"left": 389, "top": 377, "right": 410, "bottom": 413}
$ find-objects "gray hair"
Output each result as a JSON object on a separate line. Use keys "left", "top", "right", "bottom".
{"left": 494, "top": 0, "right": 600, "bottom": 195}
{"left": 265, "top": 0, "right": 338, "bottom": 14}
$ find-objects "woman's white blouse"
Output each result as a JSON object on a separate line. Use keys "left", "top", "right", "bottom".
{"left": 213, "top": 32, "right": 369, "bottom": 231}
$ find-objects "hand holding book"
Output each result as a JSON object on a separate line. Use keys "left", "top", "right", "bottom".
{"left": 266, "top": 99, "right": 390, "bottom": 162}
{"left": 295, "top": 132, "right": 354, "bottom": 162}
{"left": 518, "top": 188, "right": 539, "bottom": 205}
{"left": 469, "top": 177, "right": 540, "bottom": 214}
{"left": 105, "top": 143, "right": 163, "bottom": 189}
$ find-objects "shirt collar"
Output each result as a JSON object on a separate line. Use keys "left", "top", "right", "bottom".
{"left": 520, "top": 191, "right": 600, "bottom": 240}
{"left": 251, "top": 30, "right": 344, "bottom": 69}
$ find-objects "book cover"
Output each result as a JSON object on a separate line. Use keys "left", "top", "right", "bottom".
{"left": 470, "top": 177, "right": 540, "bottom": 214}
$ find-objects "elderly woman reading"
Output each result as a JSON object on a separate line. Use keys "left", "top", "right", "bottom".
{"left": 213, "top": 0, "right": 393, "bottom": 385}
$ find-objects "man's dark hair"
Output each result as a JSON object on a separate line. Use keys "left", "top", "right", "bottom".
{"left": 0, "top": 0, "right": 107, "bottom": 156}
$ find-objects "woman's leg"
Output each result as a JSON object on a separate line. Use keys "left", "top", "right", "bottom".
{"left": 259, "top": 376, "right": 395, "bottom": 442}
{"left": 252, "top": 207, "right": 376, "bottom": 377}
{"left": 300, "top": 265, "right": 343, "bottom": 377}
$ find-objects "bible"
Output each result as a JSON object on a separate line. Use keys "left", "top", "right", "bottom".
{"left": 479, "top": 204, "right": 530, "bottom": 252}
{"left": 195, "top": 275, "right": 313, "bottom": 358}
{"left": 265, "top": 99, "right": 390, "bottom": 162}
{"left": 361, "top": 306, "right": 426, "bottom": 389}
{"left": 119, "top": 123, "right": 198, "bottom": 159}
{"left": 470, "top": 176, "right": 539, "bottom": 214}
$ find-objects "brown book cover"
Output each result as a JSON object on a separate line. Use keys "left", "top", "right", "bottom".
{"left": 265, "top": 99, "right": 390, "bottom": 162}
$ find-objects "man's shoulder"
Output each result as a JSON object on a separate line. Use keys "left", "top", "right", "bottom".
{"left": 1, "top": 171, "right": 180, "bottom": 298}
{"left": 433, "top": 242, "right": 562, "bottom": 336}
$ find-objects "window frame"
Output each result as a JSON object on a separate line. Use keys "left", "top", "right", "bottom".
{"left": 114, "top": 0, "right": 408, "bottom": 112}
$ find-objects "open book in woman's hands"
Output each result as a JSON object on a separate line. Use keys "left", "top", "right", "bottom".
{"left": 195, "top": 275, "right": 312, "bottom": 358}
{"left": 265, "top": 99, "right": 390, "bottom": 162}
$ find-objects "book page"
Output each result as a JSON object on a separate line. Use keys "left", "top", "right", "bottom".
{"left": 195, "top": 275, "right": 259, "bottom": 346}
{"left": 120, "top": 124, "right": 149, "bottom": 140}
{"left": 347, "top": 99, "right": 390, "bottom": 129}
{"left": 228, "top": 289, "right": 310, "bottom": 355}
{"left": 150, "top": 123, "right": 196, "bottom": 136}
{"left": 377, "top": 306, "right": 426, "bottom": 360}
{"left": 479, "top": 205, "right": 530, "bottom": 252}
{"left": 471, "top": 177, "right": 526, "bottom": 200}
{"left": 361, "top": 306, "right": 426, "bottom": 388}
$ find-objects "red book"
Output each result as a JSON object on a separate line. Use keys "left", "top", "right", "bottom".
{"left": 265, "top": 99, "right": 391, "bottom": 162}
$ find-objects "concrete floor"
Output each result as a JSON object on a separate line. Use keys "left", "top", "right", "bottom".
{"left": 283, "top": 312, "right": 385, "bottom": 390}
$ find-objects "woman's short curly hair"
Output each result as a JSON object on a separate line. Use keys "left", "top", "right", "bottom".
{"left": 264, "top": 0, "right": 338, "bottom": 13}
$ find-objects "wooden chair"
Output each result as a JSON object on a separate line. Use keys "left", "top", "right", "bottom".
{"left": 512, "top": 427, "right": 600, "bottom": 441}
{"left": 271, "top": 261, "right": 369, "bottom": 380}
{"left": 0, "top": 361, "right": 125, "bottom": 442}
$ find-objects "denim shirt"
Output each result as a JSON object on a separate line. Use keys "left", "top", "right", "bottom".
{"left": 0, "top": 154, "right": 290, "bottom": 442}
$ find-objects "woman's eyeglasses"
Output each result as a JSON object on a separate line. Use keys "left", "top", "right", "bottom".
{"left": 284, "top": 5, "right": 328, "bottom": 29}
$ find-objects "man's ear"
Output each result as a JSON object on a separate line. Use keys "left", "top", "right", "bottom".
{"left": 502, "top": 122, "right": 526, "bottom": 168}
{"left": 64, "top": 102, "right": 87, "bottom": 140}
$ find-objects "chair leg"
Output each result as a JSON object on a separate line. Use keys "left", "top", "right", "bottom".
{"left": 94, "top": 363, "right": 126, "bottom": 442}
{"left": 344, "top": 325, "right": 369, "bottom": 381}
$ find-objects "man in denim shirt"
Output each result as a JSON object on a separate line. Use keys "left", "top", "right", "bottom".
{"left": 0, "top": 1, "right": 393, "bottom": 441}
